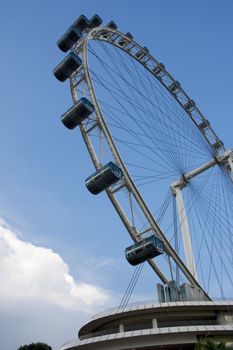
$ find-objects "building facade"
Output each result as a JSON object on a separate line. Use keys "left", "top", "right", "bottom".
{"left": 60, "top": 301, "right": 233, "bottom": 350}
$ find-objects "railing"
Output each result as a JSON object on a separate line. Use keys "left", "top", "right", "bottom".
{"left": 91, "top": 298, "right": 233, "bottom": 320}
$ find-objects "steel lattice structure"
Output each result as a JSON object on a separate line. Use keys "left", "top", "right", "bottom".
{"left": 54, "top": 18, "right": 233, "bottom": 300}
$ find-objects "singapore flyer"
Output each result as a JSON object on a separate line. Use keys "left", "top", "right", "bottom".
{"left": 54, "top": 14, "right": 233, "bottom": 302}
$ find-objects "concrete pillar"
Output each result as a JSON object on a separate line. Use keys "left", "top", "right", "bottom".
{"left": 119, "top": 323, "right": 124, "bottom": 332}
{"left": 152, "top": 318, "right": 158, "bottom": 328}
{"left": 217, "top": 312, "right": 233, "bottom": 325}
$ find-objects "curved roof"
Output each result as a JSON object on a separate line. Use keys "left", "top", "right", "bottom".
{"left": 59, "top": 301, "right": 233, "bottom": 350}
{"left": 79, "top": 301, "right": 233, "bottom": 337}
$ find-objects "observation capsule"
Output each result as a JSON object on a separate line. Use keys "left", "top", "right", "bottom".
{"left": 125, "top": 235, "right": 164, "bottom": 266}
{"left": 61, "top": 97, "right": 94, "bottom": 130}
{"left": 168, "top": 81, "right": 181, "bottom": 94}
{"left": 184, "top": 99, "right": 196, "bottom": 112}
{"left": 198, "top": 119, "right": 210, "bottom": 131}
{"left": 106, "top": 21, "right": 118, "bottom": 30}
{"left": 135, "top": 46, "right": 149, "bottom": 58}
{"left": 57, "top": 26, "right": 82, "bottom": 52}
{"left": 53, "top": 52, "right": 82, "bottom": 82}
{"left": 85, "top": 162, "right": 123, "bottom": 195}
{"left": 153, "top": 63, "right": 165, "bottom": 77}
{"left": 88, "top": 14, "right": 103, "bottom": 28}
{"left": 72, "top": 15, "right": 90, "bottom": 32}
{"left": 118, "top": 32, "right": 133, "bottom": 46}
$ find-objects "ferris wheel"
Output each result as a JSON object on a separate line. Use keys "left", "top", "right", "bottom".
{"left": 53, "top": 14, "right": 233, "bottom": 301}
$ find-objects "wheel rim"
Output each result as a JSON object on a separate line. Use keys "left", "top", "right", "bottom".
{"left": 69, "top": 27, "right": 233, "bottom": 299}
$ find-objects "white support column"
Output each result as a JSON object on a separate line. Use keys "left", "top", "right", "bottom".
{"left": 119, "top": 323, "right": 124, "bottom": 333}
{"left": 175, "top": 188, "right": 197, "bottom": 279}
{"left": 152, "top": 318, "right": 158, "bottom": 328}
{"left": 170, "top": 149, "right": 233, "bottom": 280}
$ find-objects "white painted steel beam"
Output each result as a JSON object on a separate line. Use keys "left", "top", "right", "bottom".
{"left": 171, "top": 149, "right": 233, "bottom": 278}
{"left": 174, "top": 187, "right": 197, "bottom": 279}
{"left": 171, "top": 149, "right": 233, "bottom": 191}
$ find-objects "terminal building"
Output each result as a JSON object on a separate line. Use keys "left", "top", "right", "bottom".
{"left": 60, "top": 300, "right": 233, "bottom": 350}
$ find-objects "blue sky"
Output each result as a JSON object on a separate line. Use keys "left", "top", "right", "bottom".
{"left": 0, "top": 1, "right": 233, "bottom": 349}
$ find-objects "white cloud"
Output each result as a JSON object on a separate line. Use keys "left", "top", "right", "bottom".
{"left": 0, "top": 218, "right": 116, "bottom": 349}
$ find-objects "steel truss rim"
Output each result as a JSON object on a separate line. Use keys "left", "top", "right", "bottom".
{"left": 87, "top": 28, "right": 228, "bottom": 159}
